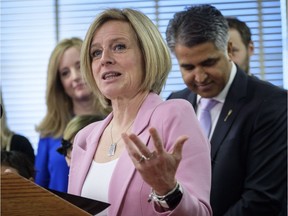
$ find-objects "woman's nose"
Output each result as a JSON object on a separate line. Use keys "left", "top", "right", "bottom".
{"left": 100, "top": 49, "right": 115, "bottom": 66}
{"left": 71, "top": 68, "right": 81, "bottom": 80}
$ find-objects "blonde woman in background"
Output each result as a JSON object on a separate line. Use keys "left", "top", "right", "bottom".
{"left": 0, "top": 89, "right": 35, "bottom": 164}
{"left": 57, "top": 115, "right": 104, "bottom": 166}
{"left": 35, "top": 37, "right": 107, "bottom": 193}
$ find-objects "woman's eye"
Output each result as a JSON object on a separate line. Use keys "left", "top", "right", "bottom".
{"left": 75, "top": 62, "right": 80, "bottom": 70}
{"left": 60, "top": 70, "right": 69, "bottom": 77}
{"left": 91, "top": 50, "right": 102, "bottom": 59}
{"left": 114, "top": 44, "right": 126, "bottom": 52}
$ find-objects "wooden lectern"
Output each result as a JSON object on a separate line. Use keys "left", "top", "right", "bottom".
{"left": 1, "top": 172, "right": 92, "bottom": 216}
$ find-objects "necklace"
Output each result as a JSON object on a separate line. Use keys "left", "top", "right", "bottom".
{"left": 108, "top": 120, "right": 134, "bottom": 157}
{"left": 108, "top": 92, "right": 149, "bottom": 157}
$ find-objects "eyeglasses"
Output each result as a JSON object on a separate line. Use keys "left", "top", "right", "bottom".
{"left": 57, "top": 139, "right": 72, "bottom": 157}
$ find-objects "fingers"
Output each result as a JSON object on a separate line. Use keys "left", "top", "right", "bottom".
{"left": 126, "top": 127, "right": 165, "bottom": 158}
{"left": 126, "top": 133, "right": 152, "bottom": 158}
{"left": 172, "top": 135, "right": 188, "bottom": 160}
{"left": 122, "top": 133, "right": 142, "bottom": 163}
{"left": 122, "top": 127, "right": 188, "bottom": 163}
{"left": 122, "top": 128, "right": 188, "bottom": 194}
{"left": 149, "top": 127, "right": 165, "bottom": 154}
{"left": 148, "top": 127, "right": 188, "bottom": 157}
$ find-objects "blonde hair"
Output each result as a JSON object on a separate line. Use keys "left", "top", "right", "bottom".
{"left": 63, "top": 115, "right": 104, "bottom": 141}
{"left": 81, "top": 8, "right": 172, "bottom": 108}
{"left": 36, "top": 37, "right": 106, "bottom": 138}
{"left": 0, "top": 89, "right": 14, "bottom": 150}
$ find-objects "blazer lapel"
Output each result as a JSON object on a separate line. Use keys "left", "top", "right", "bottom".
{"left": 75, "top": 115, "right": 113, "bottom": 194}
{"left": 210, "top": 69, "right": 248, "bottom": 159}
{"left": 108, "top": 93, "right": 162, "bottom": 215}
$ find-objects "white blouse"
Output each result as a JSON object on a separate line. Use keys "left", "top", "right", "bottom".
{"left": 81, "top": 159, "right": 118, "bottom": 216}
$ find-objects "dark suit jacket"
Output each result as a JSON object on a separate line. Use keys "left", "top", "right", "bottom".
{"left": 167, "top": 68, "right": 287, "bottom": 216}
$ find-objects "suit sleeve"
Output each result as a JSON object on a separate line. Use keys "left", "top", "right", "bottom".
{"left": 166, "top": 92, "right": 174, "bottom": 100}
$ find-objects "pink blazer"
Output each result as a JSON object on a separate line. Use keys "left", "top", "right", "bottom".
{"left": 68, "top": 93, "right": 212, "bottom": 216}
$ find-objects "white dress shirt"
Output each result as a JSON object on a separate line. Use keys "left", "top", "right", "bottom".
{"left": 196, "top": 62, "right": 237, "bottom": 140}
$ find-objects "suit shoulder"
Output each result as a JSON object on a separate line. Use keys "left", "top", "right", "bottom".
{"left": 248, "top": 76, "right": 287, "bottom": 99}
{"left": 167, "top": 87, "right": 192, "bottom": 100}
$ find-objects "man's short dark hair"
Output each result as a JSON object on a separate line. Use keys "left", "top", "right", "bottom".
{"left": 226, "top": 17, "right": 252, "bottom": 48}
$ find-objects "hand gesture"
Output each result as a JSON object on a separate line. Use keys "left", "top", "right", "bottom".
{"left": 122, "top": 127, "right": 188, "bottom": 195}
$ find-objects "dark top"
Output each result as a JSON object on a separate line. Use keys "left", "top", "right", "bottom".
{"left": 168, "top": 67, "right": 287, "bottom": 216}
{"left": 10, "top": 134, "right": 35, "bottom": 164}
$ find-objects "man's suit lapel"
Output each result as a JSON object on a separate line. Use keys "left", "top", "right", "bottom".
{"left": 184, "top": 90, "right": 197, "bottom": 110}
{"left": 210, "top": 69, "right": 248, "bottom": 159}
{"left": 187, "top": 92, "right": 197, "bottom": 111}
{"left": 186, "top": 90, "right": 197, "bottom": 109}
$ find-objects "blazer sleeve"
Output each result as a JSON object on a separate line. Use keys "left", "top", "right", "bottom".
{"left": 151, "top": 99, "right": 212, "bottom": 216}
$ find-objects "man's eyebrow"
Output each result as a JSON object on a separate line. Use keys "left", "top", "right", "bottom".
{"left": 180, "top": 57, "right": 220, "bottom": 68}
{"left": 180, "top": 63, "right": 194, "bottom": 68}
{"left": 201, "top": 57, "right": 220, "bottom": 64}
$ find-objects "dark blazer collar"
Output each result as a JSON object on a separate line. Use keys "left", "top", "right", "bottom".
{"left": 210, "top": 67, "right": 248, "bottom": 158}
{"left": 183, "top": 67, "right": 248, "bottom": 159}
{"left": 182, "top": 88, "right": 197, "bottom": 110}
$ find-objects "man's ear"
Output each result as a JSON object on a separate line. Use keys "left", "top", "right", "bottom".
{"left": 248, "top": 40, "right": 254, "bottom": 57}
{"left": 227, "top": 41, "right": 233, "bottom": 60}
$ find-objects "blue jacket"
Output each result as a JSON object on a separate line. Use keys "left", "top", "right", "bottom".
{"left": 35, "top": 136, "right": 69, "bottom": 192}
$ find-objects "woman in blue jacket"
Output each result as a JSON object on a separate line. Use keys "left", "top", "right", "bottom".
{"left": 35, "top": 37, "right": 107, "bottom": 192}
